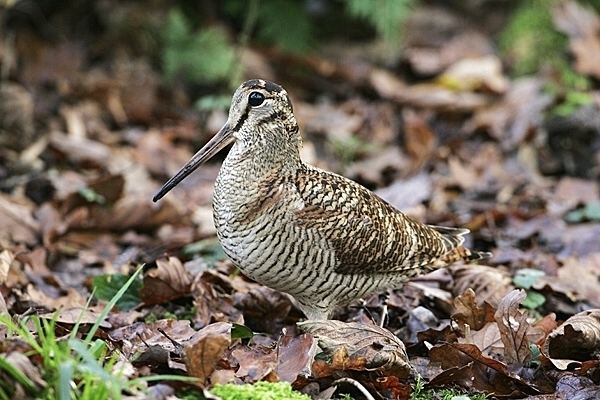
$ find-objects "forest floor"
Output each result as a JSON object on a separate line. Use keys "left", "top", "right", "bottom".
{"left": 0, "top": 1, "right": 599, "bottom": 399}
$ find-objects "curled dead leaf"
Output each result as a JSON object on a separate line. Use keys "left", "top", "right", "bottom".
{"left": 543, "top": 309, "right": 600, "bottom": 369}
{"left": 452, "top": 288, "right": 496, "bottom": 332}
{"left": 450, "top": 264, "right": 513, "bottom": 306}
{"left": 494, "top": 289, "right": 531, "bottom": 366}
{"left": 298, "top": 320, "right": 412, "bottom": 377}
{"left": 141, "top": 257, "right": 192, "bottom": 305}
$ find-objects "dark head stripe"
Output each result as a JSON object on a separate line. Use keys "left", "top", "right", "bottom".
{"left": 242, "top": 79, "right": 283, "bottom": 93}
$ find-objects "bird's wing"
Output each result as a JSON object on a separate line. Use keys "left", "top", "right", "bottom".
{"left": 292, "top": 166, "right": 464, "bottom": 275}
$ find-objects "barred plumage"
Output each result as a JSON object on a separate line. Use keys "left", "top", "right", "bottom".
{"left": 154, "top": 79, "right": 491, "bottom": 320}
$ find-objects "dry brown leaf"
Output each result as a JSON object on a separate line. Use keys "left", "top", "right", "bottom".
{"left": 437, "top": 55, "right": 508, "bottom": 93}
{"left": 298, "top": 320, "right": 412, "bottom": 377}
{"left": 466, "top": 78, "right": 552, "bottom": 149}
{"left": 4, "top": 352, "right": 46, "bottom": 389}
{"left": 554, "top": 374, "right": 600, "bottom": 399}
{"left": 459, "top": 322, "right": 503, "bottom": 359}
{"left": 429, "top": 343, "right": 540, "bottom": 396}
{"left": 22, "top": 285, "right": 86, "bottom": 310}
{"left": 184, "top": 322, "right": 232, "bottom": 386}
{"left": 403, "top": 109, "right": 437, "bottom": 173}
{"left": 39, "top": 307, "right": 111, "bottom": 327}
{"left": 192, "top": 270, "right": 244, "bottom": 327}
{"left": 141, "top": 257, "right": 192, "bottom": 305}
{"left": 547, "top": 177, "right": 599, "bottom": 216}
{"left": 48, "top": 131, "right": 112, "bottom": 167}
{"left": 369, "top": 69, "right": 489, "bottom": 111}
{"left": 543, "top": 309, "right": 600, "bottom": 369}
{"left": 295, "top": 101, "right": 362, "bottom": 138}
{"left": 110, "top": 319, "right": 198, "bottom": 357}
{"left": 494, "top": 290, "right": 531, "bottom": 367}
{"left": 0, "top": 195, "right": 39, "bottom": 246}
{"left": 231, "top": 345, "right": 277, "bottom": 382}
{"left": 450, "top": 264, "right": 513, "bottom": 306}
{"left": 233, "top": 286, "right": 293, "bottom": 334}
{"left": 452, "top": 288, "right": 495, "bottom": 332}
{"left": 276, "top": 332, "right": 313, "bottom": 382}
{"left": 528, "top": 313, "right": 558, "bottom": 346}
{"left": 133, "top": 130, "right": 195, "bottom": 177}
{"left": 553, "top": 1, "right": 600, "bottom": 79}
{"left": 0, "top": 249, "right": 14, "bottom": 285}
{"left": 535, "top": 254, "right": 600, "bottom": 307}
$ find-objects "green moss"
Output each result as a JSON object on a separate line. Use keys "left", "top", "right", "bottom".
{"left": 499, "top": 0, "right": 567, "bottom": 76}
{"left": 411, "top": 376, "right": 488, "bottom": 400}
{"left": 161, "top": 9, "right": 237, "bottom": 86}
{"left": 211, "top": 382, "right": 310, "bottom": 400}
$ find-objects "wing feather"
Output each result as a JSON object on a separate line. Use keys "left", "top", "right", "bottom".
{"left": 292, "top": 166, "right": 459, "bottom": 275}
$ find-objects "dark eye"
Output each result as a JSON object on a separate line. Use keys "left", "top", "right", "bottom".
{"left": 248, "top": 91, "right": 265, "bottom": 107}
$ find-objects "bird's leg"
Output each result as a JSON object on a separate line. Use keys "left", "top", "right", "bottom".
{"left": 357, "top": 298, "right": 377, "bottom": 325}
{"left": 379, "top": 292, "right": 390, "bottom": 328}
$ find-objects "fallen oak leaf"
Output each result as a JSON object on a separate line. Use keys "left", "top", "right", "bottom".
{"left": 429, "top": 343, "right": 543, "bottom": 396}
{"left": 231, "top": 344, "right": 277, "bottom": 383}
{"left": 297, "top": 320, "right": 413, "bottom": 377}
{"left": 542, "top": 309, "right": 600, "bottom": 370}
{"left": 141, "top": 256, "right": 192, "bottom": 305}
{"left": 452, "top": 288, "right": 496, "bottom": 332}
{"left": 184, "top": 322, "right": 232, "bottom": 387}
{"left": 494, "top": 289, "right": 532, "bottom": 367}
{"left": 450, "top": 264, "right": 513, "bottom": 307}
{"left": 276, "top": 331, "right": 313, "bottom": 383}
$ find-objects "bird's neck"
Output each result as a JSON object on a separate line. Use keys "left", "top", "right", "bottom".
{"left": 221, "top": 133, "right": 303, "bottom": 187}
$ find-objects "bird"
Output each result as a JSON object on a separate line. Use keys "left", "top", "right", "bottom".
{"left": 153, "top": 79, "right": 490, "bottom": 321}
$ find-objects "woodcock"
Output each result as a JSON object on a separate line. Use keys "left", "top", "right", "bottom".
{"left": 153, "top": 79, "right": 490, "bottom": 320}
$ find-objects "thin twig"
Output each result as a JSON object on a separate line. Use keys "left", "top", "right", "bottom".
{"left": 333, "top": 377, "right": 376, "bottom": 400}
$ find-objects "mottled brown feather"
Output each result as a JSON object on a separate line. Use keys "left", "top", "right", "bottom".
{"left": 292, "top": 165, "right": 468, "bottom": 274}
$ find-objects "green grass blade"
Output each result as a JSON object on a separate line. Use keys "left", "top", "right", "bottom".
{"left": 0, "top": 355, "right": 37, "bottom": 392}
{"left": 58, "top": 360, "right": 74, "bottom": 400}
{"left": 85, "top": 265, "right": 144, "bottom": 343}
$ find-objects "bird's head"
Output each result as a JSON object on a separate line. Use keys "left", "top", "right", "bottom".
{"left": 153, "top": 79, "right": 299, "bottom": 202}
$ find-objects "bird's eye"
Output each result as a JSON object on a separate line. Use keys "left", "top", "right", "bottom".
{"left": 248, "top": 91, "right": 265, "bottom": 107}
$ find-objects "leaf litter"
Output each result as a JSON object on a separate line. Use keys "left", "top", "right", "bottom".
{"left": 0, "top": 1, "right": 600, "bottom": 399}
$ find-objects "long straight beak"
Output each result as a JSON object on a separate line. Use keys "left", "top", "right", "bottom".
{"left": 152, "top": 124, "right": 233, "bottom": 202}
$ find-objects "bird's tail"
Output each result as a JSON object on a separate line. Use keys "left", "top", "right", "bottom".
{"left": 430, "top": 225, "right": 492, "bottom": 266}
